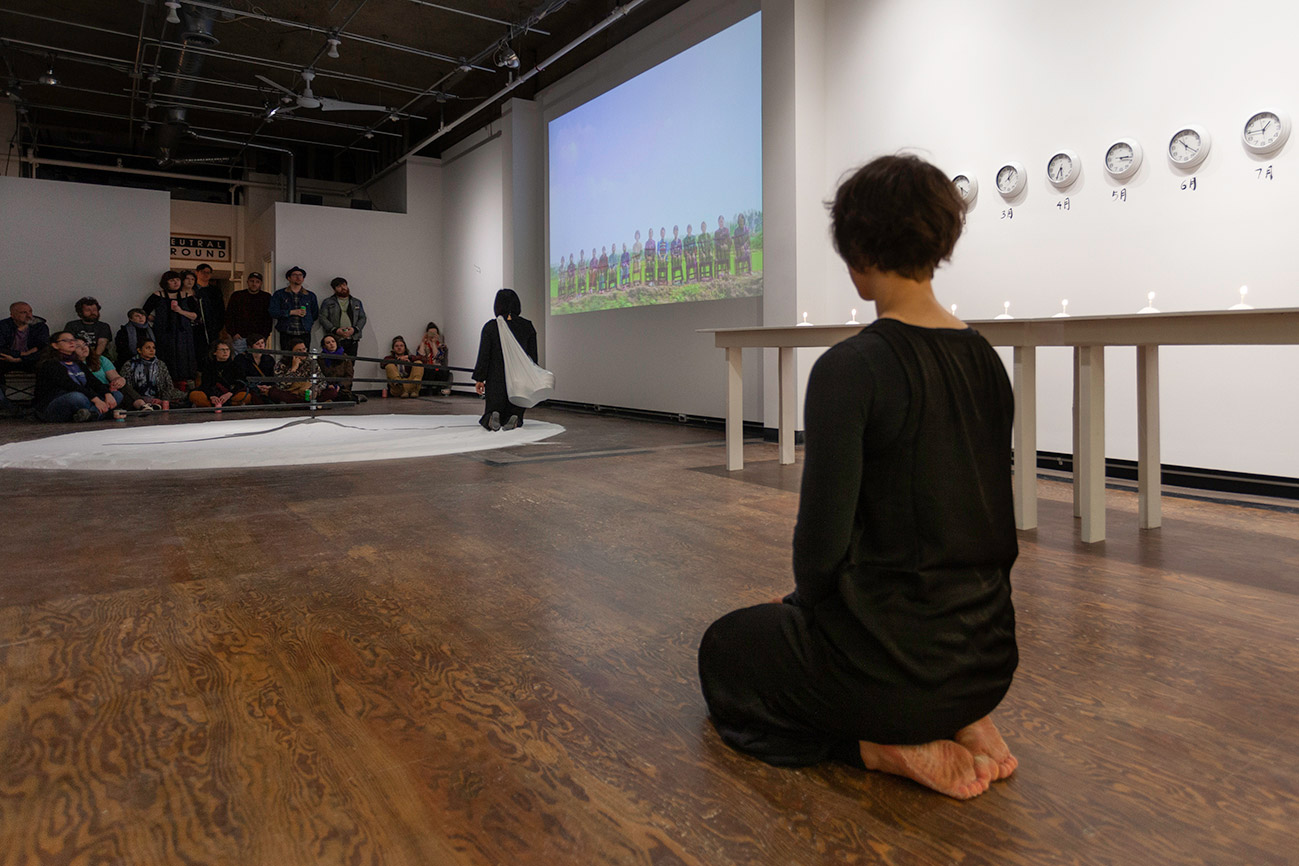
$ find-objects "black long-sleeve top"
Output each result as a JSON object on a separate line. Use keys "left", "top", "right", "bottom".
{"left": 790, "top": 318, "right": 1018, "bottom": 696}
{"left": 195, "top": 356, "right": 246, "bottom": 393}
{"left": 472, "top": 316, "right": 538, "bottom": 382}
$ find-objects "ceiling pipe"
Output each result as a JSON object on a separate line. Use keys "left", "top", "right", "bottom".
{"left": 157, "top": 3, "right": 223, "bottom": 159}
{"left": 393, "top": 0, "right": 647, "bottom": 164}
{"left": 20, "top": 152, "right": 280, "bottom": 189}
{"left": 190, "top": 131, "right": 295, "bottom": 203}
{"left": 403, "top": 0, "right": 552, "bottom": 35}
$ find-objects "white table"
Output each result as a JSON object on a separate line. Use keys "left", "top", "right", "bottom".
{"left": 702, "top": 308, "right": 1299, "bottom": 543}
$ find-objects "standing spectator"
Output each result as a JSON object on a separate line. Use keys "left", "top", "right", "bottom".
{"left": 144, "top": 270, "right": 200, "bottom": 385}
{"left": 472, "top": 288, "right": 537, "bottom": 431}
{"left": 318, "top": 277, "right": 367, "bottom": 356}
{"left": 119, "top": 338, "right": 187, "bottom": 408}
{"left": 34, "top": 331, "right": 124, "bottom": 422}
{"left": 225, "top": 272, "right": 272, "bottom": 352}
{"left": 269, "top": 266, "right": 318, "bottom": 351}
{"left": 415, "top": 322, "right": 452, "bottom": 396}
{"left": 63, "top": 297, "right": 112, "bottom": 358}
{"left": 193, "top": 263, "right": 225, "bottom": 347}
{"left": 115, "top": 308, "right": 155, "bottom": 363}
{"left": 1, "top": 301, "right": 49, "bottom": 412}
{"left": 383, "top": 336, "right": 423, "bottom": 398}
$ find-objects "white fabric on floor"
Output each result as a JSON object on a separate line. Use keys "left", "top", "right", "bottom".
{"left": 0, "top": 414, "right": 564, "bottom": 471}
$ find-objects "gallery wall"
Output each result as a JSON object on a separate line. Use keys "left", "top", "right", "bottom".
{"left": 273, "top": 158, "right": 444, "bottom": 383}
{"left": 0, "top": 176, "right": 172, "bottom": 331}
{"left": 817, "top": 0, "right": 1299, "bottom": 477}
{"left": 534, "top": 0, "right": 768, "bottom": 420}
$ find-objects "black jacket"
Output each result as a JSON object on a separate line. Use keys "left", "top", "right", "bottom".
{"left": 34, "top": 356, "right": 109, "bottom": 412}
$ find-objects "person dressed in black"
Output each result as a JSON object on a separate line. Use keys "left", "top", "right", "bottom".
{"left": 143, "top": 270, "right": 200, "bottom": 385}
{"left": 697, "top": 154, "right": 1019, "bottom": 800}
{"left": 472, "top": 288, "right": 537, "bottom": 431}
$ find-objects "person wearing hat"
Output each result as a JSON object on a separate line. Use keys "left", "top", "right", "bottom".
{"left": 268, "top": 266, "right": 319, "bottom": 352}
{"left": 317, "top": 276, "right": 367, "bottom": 357}
{"left": 225, "top": 271, "right": 272, "bottom": 353}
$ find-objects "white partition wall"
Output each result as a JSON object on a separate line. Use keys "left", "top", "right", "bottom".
{"left": 0, "top": 176, "right": 172, "bottom": 325}
{"left": 816, "top": 0, "right": 1299, "bottom": 478}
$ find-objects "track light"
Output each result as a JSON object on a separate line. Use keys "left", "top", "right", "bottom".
{"left": 147, "top": 70, "right": 160, "bottom": 83}
{"left": 38, "top": 67, "right": 59, "bottom": 86}
{"left": 364, "top": 132, "right": 374, "bottom": 139}
{"left": 326, "top": 36, "right": 341, "bottom": 59}
{"left": 494, "top": 44, "right": 520, "bottom": 69}
{"left": 389, "top": 113, "right": 399, "bottom": 123}
{"left": 165, "top": 2, "right": 181, "bottom": 25}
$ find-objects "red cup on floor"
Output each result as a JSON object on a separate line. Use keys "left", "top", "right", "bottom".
{"left": 162, "top": 400, "right": 170, "bottom": 411}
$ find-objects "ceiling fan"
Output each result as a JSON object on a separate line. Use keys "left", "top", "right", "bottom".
{"left": 256, "top": 70, "right": 387, "bottom": 114}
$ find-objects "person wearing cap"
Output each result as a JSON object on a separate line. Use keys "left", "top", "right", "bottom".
{"left": 268, "top": 266, "right": 319, "bottom": 352}
{"left": 225, "top": 271, "right": 272, "bottom": 353}
{"left": 317, "top": 277, "right": 367, "bottom": 356}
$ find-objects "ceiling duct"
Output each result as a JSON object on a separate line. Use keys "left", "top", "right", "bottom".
{"left": 156, "top": 3, "right": 224, "bottom": 159}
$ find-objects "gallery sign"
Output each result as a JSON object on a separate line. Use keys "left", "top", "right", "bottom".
{"left": 170, "top": 234, "right": 230, "bottom": 260}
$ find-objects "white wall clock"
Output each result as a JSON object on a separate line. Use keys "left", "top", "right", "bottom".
{"left": 1046, "top": 150, "right": 1081, "bottom": 189}
{"left": 1168, "top": 125, "right": 1211, "bottom": 168}
{"left": 995, "top": 162, "right": 1026, "bottom": 197}
{"left": 1242, "top": 110, "right": 1290, "bottom": 155}
{"left": 952, "top": 172, "right": 978, "bottom": 204}
{"left": 1104, "top": 138, "right": 1143, "bottom": 180}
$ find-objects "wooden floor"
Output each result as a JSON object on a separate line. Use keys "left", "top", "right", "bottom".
{"left": 1, "top": 397, "right": 1297, "bottom": 866}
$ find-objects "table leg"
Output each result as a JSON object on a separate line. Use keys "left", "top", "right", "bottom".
{"left": 1078, "top": 345, "right": 1106, "bottom": 543}
{"left": 726, "top": 346, "right": 743, "bottom": 471}
{"left": 1072, "top": 347, "right": 1081, "bottom": 518}
{"left": 1137, "top": 345, "right": 1162, "bottom": 530}
{"left": 778, "top": 346, "right": 795, "bottom": 465}
{"left": 1013, "top": 346, "right": 1038, "bottom": 530}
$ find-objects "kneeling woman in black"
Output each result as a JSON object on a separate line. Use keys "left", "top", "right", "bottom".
{"left": 698, "top": 155, "right": 1019, "bottom": 800}
{"left": 472, "top": 288, "right": 537, "bottom": 431}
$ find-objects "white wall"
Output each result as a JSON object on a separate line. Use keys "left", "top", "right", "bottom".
{"left": 439, "top": 126, "right": 506, "bottom": 377}
{"left": 535, "top": 0, "right": 767, "bottom": 420}
{"left": 0, "top": 176, "right": 172, "bottom": 330}
{"left": 815, "top": 0, "right": 1299, "bottom": 477}
{"left": 272, "top": 158, "right": 443, "bottom": 382}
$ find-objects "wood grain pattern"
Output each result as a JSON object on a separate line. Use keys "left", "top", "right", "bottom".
{"left": 1, "top": 401, "right": 1297, "bottom": 865}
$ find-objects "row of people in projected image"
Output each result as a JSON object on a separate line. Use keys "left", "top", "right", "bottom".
{"left": 554, "top": 214, "right": 756, "bottom": 300}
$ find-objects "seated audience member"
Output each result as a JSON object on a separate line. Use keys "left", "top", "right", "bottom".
{"left": 697, "top": 155, "right": 1019, "bottom": 801}
{"left": 83, "top": 339, "right": 147, "bottom": 410}
{"left": 34, "top": 331, "right": 124, "bottom": 422}
{"left": 119, "top": 339, "right": 188, "bottom": 408}
{"left": 189, "top": 340, "right": 252, "bottom": 408}
{"left": 236, "top": 334, "right": 276, "bottom": 403}
{"left": 63, "top": 297, "right": 113, "bottom": 359}
{"left": 1, "top": 301, "right": 49, "bottom": 413}
{"left": 319, "top": 334, "right": 365, "bottom": 403}
{"left": 383, "top": 336, "right": 423, "bottom": 398}
{"left": 415, "top": 322, "right": 452, "bottom": 395}
{"left": 225, "top": 272, "right": 272, "bottom": 353}
{"left": 267, "top": 339, "right": 336, "bottom": 403}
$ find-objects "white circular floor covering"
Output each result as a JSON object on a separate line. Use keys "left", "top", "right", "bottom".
{"left": 0, "top": 414, "right": 564, "bottom": 471}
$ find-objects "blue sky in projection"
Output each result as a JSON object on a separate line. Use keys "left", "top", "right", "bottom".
{"left": 548, "top": 13, "right": 760, "bottom": 263}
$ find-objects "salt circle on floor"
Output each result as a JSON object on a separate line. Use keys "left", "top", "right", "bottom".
{"left": 0, "top": 414, "right": 565, "bottom": 471}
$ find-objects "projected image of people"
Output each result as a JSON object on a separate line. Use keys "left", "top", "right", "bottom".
{"left": 698, "top": 155, "right": 1019, "bottom": 800}
{"left": 548, "top": 14, "right": 762, "bottom": 315}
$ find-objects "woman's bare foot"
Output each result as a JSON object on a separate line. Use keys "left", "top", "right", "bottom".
{"left": 858, "top": 739, "right": 990, "bottom": 799}
{"left": 954, "top": 716, "right": 1018, "bottom": 781}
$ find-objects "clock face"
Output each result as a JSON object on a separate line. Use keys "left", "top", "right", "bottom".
{"left": 1168, "top": 129, "right": 1200, "bottom": 163}
{"left": 996, "top": 164, "right": 1022, "bottom": 195}
{"left": 1104, "top": 138, "right": 1143, "bottom": 179}
{"left": 1242, "top": 110, "right": 1289, "bottom": 153}
{"left": 1047, "top": 151, "right": 1079, "bottom": 188}
{"left": 952, "top": 173, "right": 978, "bottom": 202}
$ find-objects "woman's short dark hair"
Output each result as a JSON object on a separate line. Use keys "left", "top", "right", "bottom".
{"left": 246, "top": 333, "right": 266, "bottom": 346}
{"left": 159, "top": 270, "right": 181, "bottom": 289}
{"left": 493, "top": 288, "right": 522, "bottom": 318}
{"left": 828, "top": 154, "right": 966, "bottom": 281}
{"left": 425, "top": 321, "right": 440, "bottom": 333}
